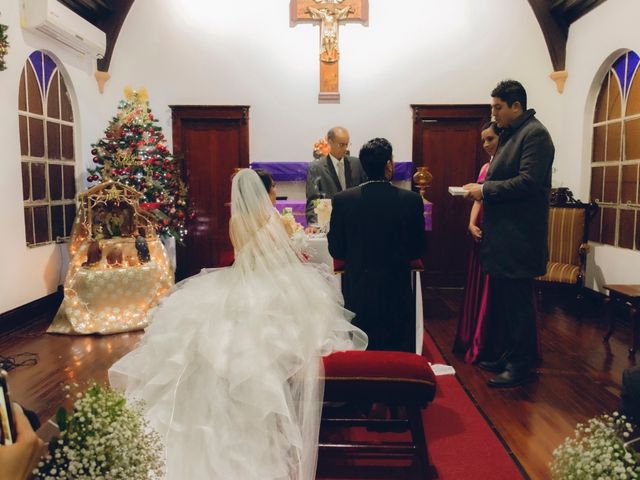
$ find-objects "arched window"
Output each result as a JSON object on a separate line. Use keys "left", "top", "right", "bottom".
{"left": 19, "top": 51, "right": 76, "bottom": 247}
{"left": 590, "top": 51, "right": 640, "bottom": 249}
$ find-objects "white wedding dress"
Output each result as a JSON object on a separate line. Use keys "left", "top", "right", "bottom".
{"left": 109, "top": 169, "right": 367, "bottom": 480}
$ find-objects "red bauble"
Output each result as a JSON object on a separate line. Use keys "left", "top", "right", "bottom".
{"left": 165, "top": 173, "right": 173, "bottom": 179}
{"left": 129, "top": 142, "right": 136, "bottom": 149}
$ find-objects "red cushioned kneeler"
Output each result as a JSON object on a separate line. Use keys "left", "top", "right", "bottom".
{"left": 320, "top": 350, "right": 436, "bottom": 479}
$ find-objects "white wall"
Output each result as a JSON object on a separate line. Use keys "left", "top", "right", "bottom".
{"left": 0, "top": 1, "right": 107, "bottom": 312}
{"left": 562, "top": 0, "right": 640, "bottom": 291}
{"left": 1, "top": 0, "right": 562, "bottom": 313}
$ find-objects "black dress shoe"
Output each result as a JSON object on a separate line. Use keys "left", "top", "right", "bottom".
{"left": 477, "top": 357, "right": 507, "bottom": 373}
{"left": 488, "top": 365, "right": 536, "bottom": 388}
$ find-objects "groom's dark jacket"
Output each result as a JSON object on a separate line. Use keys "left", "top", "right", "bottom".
{"left": 328, "top": 181, "right": 424, "bottom": 352}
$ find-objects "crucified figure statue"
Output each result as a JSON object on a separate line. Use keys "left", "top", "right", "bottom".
{"left": 307, "top": 5, "right": 353, "bottom": 63}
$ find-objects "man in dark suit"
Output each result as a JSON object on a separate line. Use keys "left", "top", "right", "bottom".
{"left": 328, "top": 138, "right": 425, "bottom": 352}
{"left": 464, "top": 80, "right": 554, "bottom": 387}
{"left": 305, "top": 126, "right": 367, "bottom": 224}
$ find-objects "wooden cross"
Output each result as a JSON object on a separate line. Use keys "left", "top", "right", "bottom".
{"left": 290, "top": 0, "right": 368, "bottom": 102}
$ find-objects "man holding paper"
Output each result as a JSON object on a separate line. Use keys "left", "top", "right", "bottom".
{"left": 463, "top": 80, "right": 554, "bottom": 388}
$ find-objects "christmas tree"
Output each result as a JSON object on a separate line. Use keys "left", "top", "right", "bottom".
{"left": 0, "top": 22, "right": 9, "bottom": 72}
{"left": 88, "top": 87, "right": 189, "bottom": 243}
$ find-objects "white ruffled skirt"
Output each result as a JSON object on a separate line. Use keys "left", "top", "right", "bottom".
{"left": 109, "top": 261, "right": 367, "bottom": 479}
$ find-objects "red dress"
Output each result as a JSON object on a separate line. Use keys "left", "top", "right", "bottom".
{"left": 454, "top": 162, "right": 501, "bottom": 363}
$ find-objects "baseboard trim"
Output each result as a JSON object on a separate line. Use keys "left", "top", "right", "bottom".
{"left": 0, "top": 288, "right": 63, "bottom": 332}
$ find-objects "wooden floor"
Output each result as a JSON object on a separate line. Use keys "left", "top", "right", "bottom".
{"left": 424, "top": 287, "right": 636, "bottom": 480}
{"left": 0, "top": 288, "right": 636, "bottom": 479}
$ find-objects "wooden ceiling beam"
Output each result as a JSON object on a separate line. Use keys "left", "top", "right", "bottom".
{"left": 528, "top": 0, "right": 569, "bottom": 72}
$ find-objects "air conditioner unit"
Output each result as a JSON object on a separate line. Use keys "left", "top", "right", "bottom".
{"left": 20, "top": 0, "right": 107, "bottom": 59}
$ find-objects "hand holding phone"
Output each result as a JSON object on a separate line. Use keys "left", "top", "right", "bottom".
{"left": 0, "top": 404, "right": 46, "bottom": 480}
{"left": 0, "top": 369, "right": 16, "bottom": 445}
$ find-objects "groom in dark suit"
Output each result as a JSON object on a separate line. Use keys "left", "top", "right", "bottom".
{"left": 464, "top": 80, "right": 554, "bottom": 387}
{"left": 305, "top": 126, "right": 367, "bottom": 224}
{"left": 328, "top": 138, "right": 424, "bottom": 352}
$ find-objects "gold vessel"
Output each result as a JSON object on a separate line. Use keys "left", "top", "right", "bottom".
{"left": 413, "top": 166, "right": 433, "bottom": 201}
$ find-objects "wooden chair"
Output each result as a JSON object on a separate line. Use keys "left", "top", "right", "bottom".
{"left": 319, "top": 350, "right": 437, "bottom": 479}
{"left": 536, "top": 189, "right": 598, "bottom": 300}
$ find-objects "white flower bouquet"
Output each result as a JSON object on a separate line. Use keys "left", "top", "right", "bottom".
{"left": 33, "top": 384, "right": 164, "bottom": 479}
{"left": 550, "top": 411, "right": 640, "bottom": 479}
{"left": 313, "top": 199, "right": 332, "bottom": 231}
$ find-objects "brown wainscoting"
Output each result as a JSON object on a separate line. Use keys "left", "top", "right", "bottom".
{"left": 0, "top": 288, "right": 63, "bottom": 334}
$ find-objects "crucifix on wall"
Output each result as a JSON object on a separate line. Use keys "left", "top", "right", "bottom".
{"left": 290, "top": 0, "right": 369, "bottom": 102}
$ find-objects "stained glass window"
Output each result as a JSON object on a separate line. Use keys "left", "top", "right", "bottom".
{"left": 19, "top": 51, "right": 76, "bottom": 247}
{"left": 590, "top": 50, "right": 640, "bottom": 249}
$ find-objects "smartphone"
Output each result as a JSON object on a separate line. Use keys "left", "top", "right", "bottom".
{"left": 0, "top": 369, "right": 17, "bottom": 445}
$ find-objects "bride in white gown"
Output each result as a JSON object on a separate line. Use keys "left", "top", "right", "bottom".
{"left": 108, "top": 169, "right": 367, "bottom": 479}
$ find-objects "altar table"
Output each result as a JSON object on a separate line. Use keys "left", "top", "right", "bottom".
{"left": 276, "top": 200, "right": 432, "bottom": 231}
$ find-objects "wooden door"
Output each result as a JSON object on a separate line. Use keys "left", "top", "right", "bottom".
{"left": 171, "top": 106, "right": 249, "bottom": 280}
{"left": 412, "top": 105, "right": 491, "bottom": 287}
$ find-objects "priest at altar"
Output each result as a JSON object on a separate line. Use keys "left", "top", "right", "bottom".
{"left": 305, "top": 126, "right": 367, "bottom": 225}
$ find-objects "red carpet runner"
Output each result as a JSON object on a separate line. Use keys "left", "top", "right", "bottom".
{"left": 421, "top": 330, "right": 525, "bottom": 479}
{"left": 318, "top": 331, "right": 525, "bottom": 479}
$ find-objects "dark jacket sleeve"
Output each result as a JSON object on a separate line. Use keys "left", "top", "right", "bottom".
{"left": 327, "top": 194, "right": 346, "bottom": 260}
{"left": 483, "top": 128, "right": 554, "bottom": 202}
{"left": 305, "top": 162, "right": 322, "bottom": 223}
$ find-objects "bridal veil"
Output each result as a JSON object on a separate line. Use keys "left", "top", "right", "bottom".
{"left": 109, "top": 169, "right": 367, "bottom": 479}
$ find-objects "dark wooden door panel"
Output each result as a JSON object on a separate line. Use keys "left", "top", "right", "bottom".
{"left": 412, "top": 105, "right": 491, "bottom": 287}
{"left": 171, "top": 106, "right": 249, "bottom": 280}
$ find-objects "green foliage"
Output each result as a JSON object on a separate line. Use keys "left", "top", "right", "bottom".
{"left": 0, "top": 23, "right": 9, "bottom": 72}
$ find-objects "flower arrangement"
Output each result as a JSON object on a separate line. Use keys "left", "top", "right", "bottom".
{"left": 33, "top": 383, "right": 164, "bottom": 479}
{"left": 313, "top": 199, "right": 332, "bottom": 230}
{"left": 280, "top": 207, "right": 303, "bottom": 237}
{"left": 550, "top": 411, "right": 640, "bottom": 479}
{"left": 313, "top": 138, "right": 330, "bottom": 159}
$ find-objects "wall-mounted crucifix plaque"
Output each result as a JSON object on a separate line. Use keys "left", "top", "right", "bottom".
{"left": 290, "top": 0, "right": 369, "bottom": 102}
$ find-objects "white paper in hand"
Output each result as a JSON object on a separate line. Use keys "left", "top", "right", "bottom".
{"left": 448, "top": 186, "right": 468, "bottom": 197}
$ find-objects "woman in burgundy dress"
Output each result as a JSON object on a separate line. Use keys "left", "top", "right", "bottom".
{"left": 454, "top": 122, "right": 501, "bottom": 363}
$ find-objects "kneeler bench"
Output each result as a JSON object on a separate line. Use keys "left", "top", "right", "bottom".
{"left": 320, "top": 350, "right": 437, "bottom": 479}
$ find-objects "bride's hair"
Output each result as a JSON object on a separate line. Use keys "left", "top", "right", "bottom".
{"left": 230, "top": 169, "right": 300, "bottom": 268}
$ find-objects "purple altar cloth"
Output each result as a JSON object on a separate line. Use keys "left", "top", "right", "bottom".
{"left": 251, "top": 161, "right": 414, "bottom": 182}
{"left": 275, "top": 200, "right": 432, "bottom": 231}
